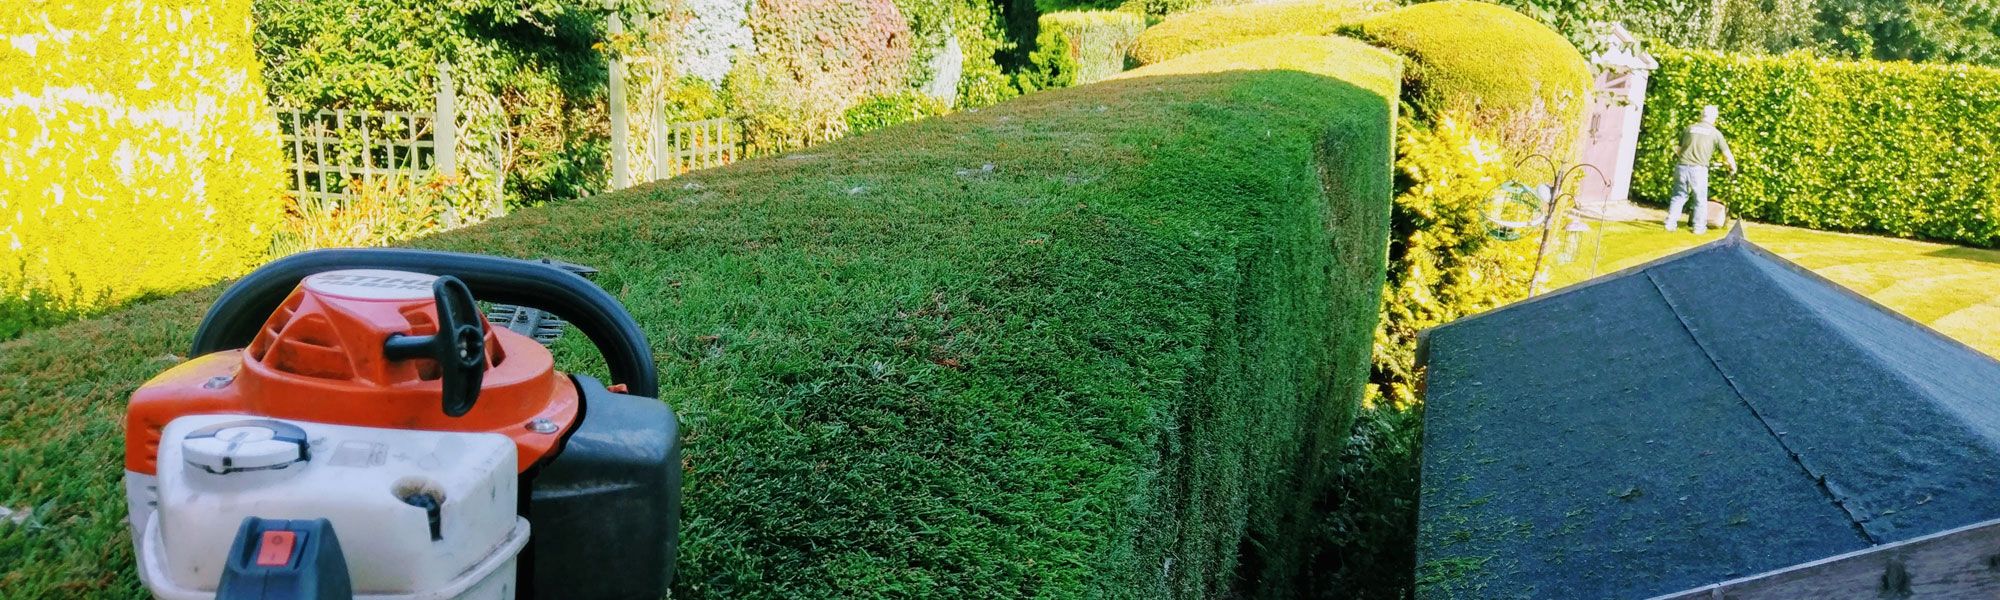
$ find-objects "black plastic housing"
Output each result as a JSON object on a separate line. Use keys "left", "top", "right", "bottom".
{"left": 521, "top": 374, "right": 682, "bottom": 598}
{"left": 189, "top": 248, "right": 658, "bottom": 398}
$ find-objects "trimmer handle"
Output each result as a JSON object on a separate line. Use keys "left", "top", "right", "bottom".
{"left": 381, "top": 276, "right": 488, "bottom": 416}
{"left": 191, "top": 249, "right": 658, "bottom": 399}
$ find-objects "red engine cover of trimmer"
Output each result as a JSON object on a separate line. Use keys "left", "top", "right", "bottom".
{"left": 125, "top": 269, "right": 579, "bottom": 476}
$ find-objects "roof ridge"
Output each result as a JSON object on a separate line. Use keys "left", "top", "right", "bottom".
{"left": 1644, "top": 268, "right": 1878, "bottom": 545}
{"left": 1664, "top": 241, "right": 2000, "bottom": 541}
{"left": 1429, "top": 229, "right": 1746, "bottom": 336}
{"left": 1736, "top": 241, "right": 2000, "bottom": 371}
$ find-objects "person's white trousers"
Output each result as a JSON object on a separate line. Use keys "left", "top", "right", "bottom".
{"left": 1666, "top": 165, "right": 1710, "bottom": 234}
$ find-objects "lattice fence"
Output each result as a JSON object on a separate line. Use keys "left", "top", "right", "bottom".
{"left": 656, "top": 117, "right": 740, "bottom": 177}
{"left": 275, "top": 107, "right": 442, "bottom": 203}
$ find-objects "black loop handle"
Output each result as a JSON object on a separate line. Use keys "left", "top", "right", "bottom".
{"left": 382, "top": 276, "right": 488, "bottom": 416}
{"left": 191, "top": 248, "right": 657, "bottom": 399}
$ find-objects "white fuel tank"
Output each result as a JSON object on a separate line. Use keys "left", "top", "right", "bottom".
{"left": 132, "top": 414, "right": 526, "bottom": 600}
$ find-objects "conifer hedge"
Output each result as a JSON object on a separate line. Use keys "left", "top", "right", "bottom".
{"left": 1127, "top": 0, "right": 1391, "bottom": 67}
{"left": 1021, "top": 11, "right": 1147, "bottom": 90}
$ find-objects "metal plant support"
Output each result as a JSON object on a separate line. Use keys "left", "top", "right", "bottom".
{"left": 1487, "top": 155, "right": 1611, "bottom": 297}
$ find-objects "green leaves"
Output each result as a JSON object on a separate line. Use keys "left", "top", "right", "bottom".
{"left": 1375, "top": 115, "right": 1538, "bottom": 406}
{"left": 3, "top": 0, "right": 284, "bottom": 336}
{"left": 1019, "top": 10, "right": 1145, "bottom": 91}
{"left": 842, "top": 91, "right": 950, "bottom": 134}
{"left": 1636, "top": 49, "right": 2000, "bottom": 247}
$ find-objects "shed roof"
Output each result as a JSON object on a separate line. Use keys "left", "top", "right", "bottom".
{"left": 1415, "top": 227, "right": 2000, "bottom": 599}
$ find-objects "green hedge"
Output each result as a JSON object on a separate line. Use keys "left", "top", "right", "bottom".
{"left": 0, "top": 36, "right": 1399, "bottom": 598}
{"left": 1021, "top": 10, "right": 1147, "bottom": 90}
{"left": 1127, "top": 0, "right": 1392, "bottom": 66}
{"left": 843, "top": 90, "right": 952, "bottom": 134}
{"left": 1637, "top": 49, "right": 2000, "bottom": 247}
{"left": 0, "top": 0, "right": 283, "bottom": 339}
{"left": 1118, "top": 36, "right": 1403, "bottom": 596}
{"left": 1346, "top": 0, "right": 1591, "bottom": 157}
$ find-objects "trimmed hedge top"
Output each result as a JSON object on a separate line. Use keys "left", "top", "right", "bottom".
{"left": 0, "top": 37, "right": 1400, "bottom": 600}
{"left": 1117, "top": 34, "right": 1401, "bottom": 100}
{"left": 1127, "top": 0, "right": 1393, "bottom": 66}
{"left": 1638, "top": 49, "right": 2000, "bottom": 247}
{"left": 1346, "top": 0, "right": 1590, "bottom": 155}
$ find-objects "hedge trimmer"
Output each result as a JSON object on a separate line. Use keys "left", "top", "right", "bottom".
{"left": 123, "top": 249, "right": 679, "bottom": 600}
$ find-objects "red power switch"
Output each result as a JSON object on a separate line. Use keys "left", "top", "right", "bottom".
{"left": 255, "top": 530, "right": 297, "bottom": 566}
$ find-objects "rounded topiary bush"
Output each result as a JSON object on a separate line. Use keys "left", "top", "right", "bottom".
{"left": 1128, "top": 0, "right": 1392, "bottom": 66}
{"left": 1346, "top": 0, "right": 1591, "bottom": 156}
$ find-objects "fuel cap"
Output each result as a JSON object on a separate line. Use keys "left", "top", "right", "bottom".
{"left": 183, "top": 419, "right": 311, "bottom": 475}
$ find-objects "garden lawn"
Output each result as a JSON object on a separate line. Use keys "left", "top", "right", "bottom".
{"left": 1548, "top": 220, "right": 2000, "bottom": 357}
{"left": 0, "top": 38, "right": 1400, "bottom": 598}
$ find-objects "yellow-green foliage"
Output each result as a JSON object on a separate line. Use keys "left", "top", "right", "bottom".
{"left": 1024, "top": 11, "right": 1147, "bottom": 89}
{"left": 1347, "top": 0, "right": 1591, "bottom": 156}
{"left": 1127, "top": 0, "right": 1393, "bottom": 66}
{"left": 0, "top": 0, "right": 282, "bottom": 333}
{"left": 1374, "top": 114, "right": 1535, "bottom": 405}
{"left": 1116, "top": 34, "right": 1402, "bottom": 100}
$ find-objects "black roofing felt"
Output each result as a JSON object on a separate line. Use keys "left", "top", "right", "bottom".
{"left": 1415, "top": 228, "right": 2000, "bottom": 599}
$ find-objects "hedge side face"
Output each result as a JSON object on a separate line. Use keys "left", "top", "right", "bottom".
{"left": 1638, "top": 49, "right": 2000, "bottom": 247}
{"left": 1114, "top": 36, "right": 1401, "bottom": 597}
{"left": 0, "top": 1, "right": 284, "bottom": 337}
{"left": 1127, "top": 0, "right": 1394, "bottom": 67}
{"left": 0, "top": 38, "right": 1398, "bottom": 600}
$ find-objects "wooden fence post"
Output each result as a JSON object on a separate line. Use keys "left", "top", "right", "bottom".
{"left": 492, "top": 134, "right": 507, "bottom": 215}
{"left": 607, "top": 13, "right": 632, "bottom": 190}
{"left": 652, "top": 98, "right": 669, "bottom": 181}
{"left": 434, "top": 63, "right": 457, "bottom": 175}
{"left": 434, "top": 63, "right": 459, "bottom": 227}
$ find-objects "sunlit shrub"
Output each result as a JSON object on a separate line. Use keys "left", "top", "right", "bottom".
{"left": 0, "top": 0, "right": 283, "bottom": 334}
{"left": 1020, "top": 11, "right": 1146, "bottom": 90}
{"left": 843, "top": 91, "right": 950, "bottom": 134}
{"left": 1374, "top": 115, "right": 1537, "bottom": 406}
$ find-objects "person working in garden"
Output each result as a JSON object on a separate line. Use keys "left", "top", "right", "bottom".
{"left": 1665, "top": 105, "right": 1738, "bottom": 234}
